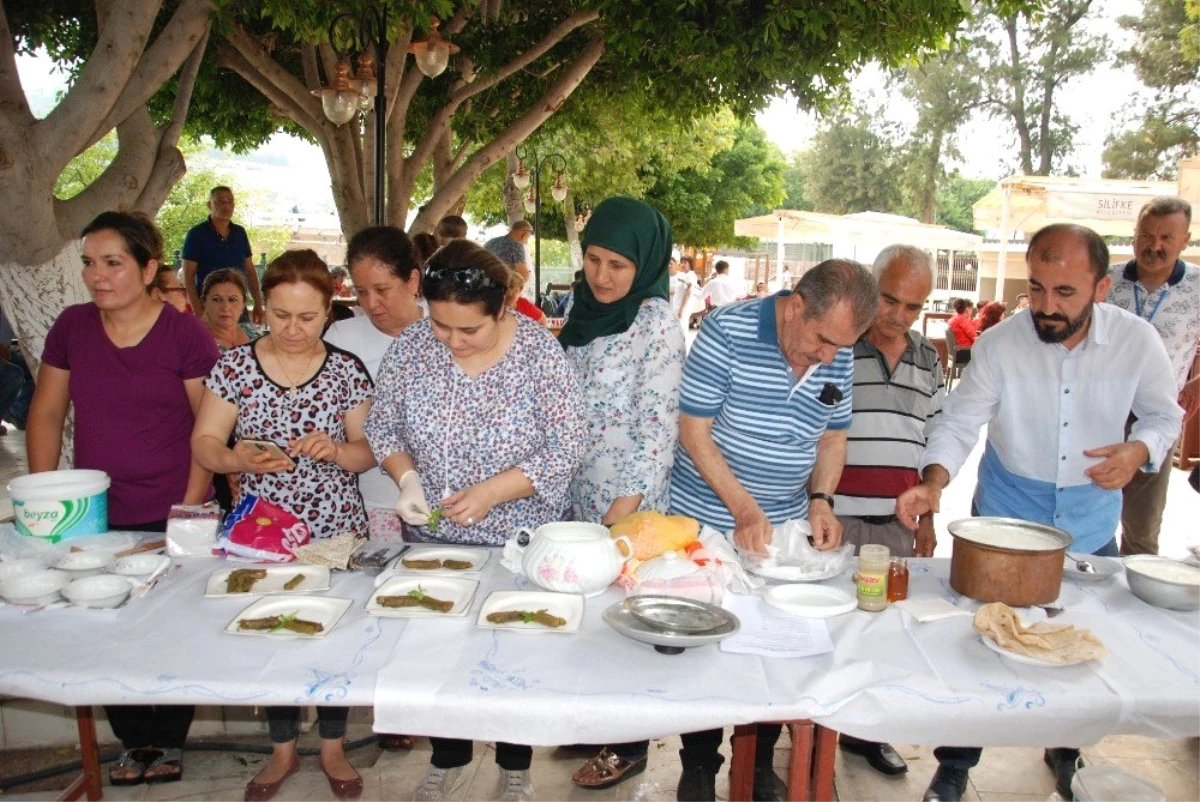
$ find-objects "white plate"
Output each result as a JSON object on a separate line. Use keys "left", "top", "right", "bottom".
{"left": 979, "top": 634, "right": 1095, "bottom": 667}
{"left": 476, "top": 591, "right": 584, "bottom": 634}
{"left": 392, "top": 546, "right": 490, "bottom": 576}
{"left": 110, "top": 554, "right": 170, "bottom": 578}
{"left": 745, "top": 561, "right": 847, "bottom": 582}
{"left": 205, "top": 565, "right": 332, "bottom": 597}
{"left": 1063, "top": 553, "right": 1121, "bottom": 583}
{"left": 764, "top": 584, "right": 857, "bottom": 618}
{"left": 225, "top": 596, "right": 352, "bottom": 639}
{"left": 367, "top": 576, "right": 478, "bottom": 618}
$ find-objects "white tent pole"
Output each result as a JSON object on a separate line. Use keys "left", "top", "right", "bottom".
{"left": 996, "top": 185, "right": 1011, "bottom": 302}
{"left": 776, "top": 213, "right": 786, "bottom": 289}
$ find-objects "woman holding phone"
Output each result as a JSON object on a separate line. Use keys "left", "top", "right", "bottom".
{"left": 191, "top": 249, "right": 374, "bottom": 801}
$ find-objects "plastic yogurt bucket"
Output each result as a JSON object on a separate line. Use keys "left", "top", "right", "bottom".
{"left": 8, "top": 470, "right": 110, "bottom": 543}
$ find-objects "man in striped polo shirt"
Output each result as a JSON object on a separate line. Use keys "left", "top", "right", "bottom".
{"left": 832, "top": 245, "right": 943, "bottom": 779}
{"left": 668, "top": 259, "right": 878, "bottom": 802}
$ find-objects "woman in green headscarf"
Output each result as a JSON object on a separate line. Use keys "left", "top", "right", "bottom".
{"left": 564, "top": 197, "right": 686, "bottom": 789}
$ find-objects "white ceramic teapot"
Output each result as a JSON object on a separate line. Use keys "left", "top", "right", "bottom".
{"left": 511, "top": 522, "right": 634, "bottom": 597}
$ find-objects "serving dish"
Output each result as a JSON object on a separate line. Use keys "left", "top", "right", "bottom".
{"left": 476, "top": 590, "right": 584, "bottom": 634}
{"left": 51, "top": 550, "right": 114, "bottom": 579}
{"left": 205, "top": 565, "right": 331, "bottom": 597}
{"left": 624, "top": 595, "right": 732, "bottom": 634}
{"left": 603, "top": 601, "right": 739, "bottom": 654}
{"left": 392, "top": 546, "right": 490, "bottom": 576}
{"left": 367, "top": 575, "right": 478, "bottom": 618}
{"left": 62, "top": 574, "right": 133, "bottom": 608}
{"left": 1124, "top": 555, "right": 1200, "bottom": 611}
{"left": 1062, "top": 552, "right": 1120, "bottom": 583}
{"left": 0, "top": 557, "right": 49, "bottom": 584}
{"left": 225, "top": 596, "right": 352, "bottom": 639}
{"left": 0, "top": 569, "right": 71, "bottom": 605}
{"left": 744, "top": 560, "right": 847, "bottom": 582}
{"left": 764, "top": 584, "right": 857, "bottom": 618}
{"left": 978, "top": 634, "right": 1095, "bottom": 668}
{"left": 111, "top": 554, "right": 171, "bottom": 578}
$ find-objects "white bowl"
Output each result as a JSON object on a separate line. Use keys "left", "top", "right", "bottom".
{"left": 0, "top": 569, "right": 71, "bottom": 605}
{"left": 62, "top": 574, "right": 132, "bottom": 609}
{"left": 110, "top": 554, "right": 169, "bottom": 578}
{"left": 0, "top": 557, "right": 49, "bottom": 584}
{"left": 51, "top": 550, "right": 114, "bottom": 579}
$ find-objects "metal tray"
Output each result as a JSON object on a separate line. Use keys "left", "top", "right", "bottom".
{"left": 623, "top": 595, "right": 732, "bottom": 634}
{"left": 603, "top": 601, "right": 739, "bottom": 654}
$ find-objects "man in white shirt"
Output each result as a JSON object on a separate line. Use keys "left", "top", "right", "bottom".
{"left": 1104, "top": 196, "right": 1200, "bottom": 555}
{"left": 896, "top": 223, "right": 1182, "bottom": 802}
{"left": 699, "top": 260, "right": 742, "bottom": 308}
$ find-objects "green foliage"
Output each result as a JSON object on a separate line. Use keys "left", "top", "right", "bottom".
{"left": 935, "top": 174, "right": 994, "bottom": 232}
{"left": 1103, "top": 0, "right": 1199, "bottom": 179}
{"left": 780, "top": 152, "right": 816, "bottom": 212}
{"left": 797, "top": 108, "right": 904, "bottom": 216}
{"left": 643, "top": 120, "right": 788, "bottom": 249}
{"left": 54, "top": 133, "right": 117, "bottom": 200}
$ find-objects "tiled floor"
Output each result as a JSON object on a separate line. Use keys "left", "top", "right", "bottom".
{"left": 2, "top": 428, "right": 1198, "bottom": 801}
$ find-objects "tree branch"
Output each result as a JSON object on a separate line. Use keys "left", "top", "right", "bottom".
{"left": 48, "top": 0, "right": 213, "bottom": 164}
{"left": 56, "top": 110, "right": 159, "bottom": 238}
{"left": 0, "top": 3, "right": 34, "bottom": 142}
{"left": 449, "top": 10, "right": 599, "bottom": 106}
{"left": 411, "top": 35, "right": 605, "bottom": 232}
{"left": 160, "top": 28, "right": 209, "bottom": 152}
{"left": 318, "top": 43, "right": 339, "bottom": 88}
{"left": 217, "top": 30, "right": 324, "bottom": 132}
{"left": 301, "top": 44, "right": 321, "bottom": 90}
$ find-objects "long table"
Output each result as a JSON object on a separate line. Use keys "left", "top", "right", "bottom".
{"left": 1, "top": 552, "right": 1196, "bottom": 800}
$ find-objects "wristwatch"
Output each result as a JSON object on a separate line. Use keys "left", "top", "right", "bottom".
{"left": 809, "top": 492, "right": 835, "bottom": 510}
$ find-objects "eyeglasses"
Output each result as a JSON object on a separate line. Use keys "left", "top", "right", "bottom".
{"left": 423, "top": 264, "right": 500, "bottom": 291}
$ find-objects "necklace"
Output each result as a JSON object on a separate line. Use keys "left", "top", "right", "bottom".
{"left": 271, "top": 338, "right": 320, "bottom": 395}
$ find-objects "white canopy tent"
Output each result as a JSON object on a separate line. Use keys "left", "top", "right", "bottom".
{"left": 733, "top": 209, "right": 983, "bottom": 287}
{"left": 971, "top": 166, "right": 1200, "bottom": 299}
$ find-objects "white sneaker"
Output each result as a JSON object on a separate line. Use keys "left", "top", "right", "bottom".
{"left": 496, "top": 768, "right": 534, "bottom": 802}
{"left": 414, "top": 765, "right": 465, "bottom": 801}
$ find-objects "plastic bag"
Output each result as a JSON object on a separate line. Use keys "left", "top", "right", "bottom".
{"left": 737, "top": 519, "right": 855, "bottom": 581}
{"left": 166, "top": 502, "right": 222, "bottom": 557}
{"left": 215, "top": 495, "right": 310, "bottom": 562}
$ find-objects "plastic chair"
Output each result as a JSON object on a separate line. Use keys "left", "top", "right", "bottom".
{"left": 945, "top": 330, "right": 961, "bottom": 390}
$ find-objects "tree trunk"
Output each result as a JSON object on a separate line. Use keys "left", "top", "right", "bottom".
{"left": 503, "top": 150, "right": 525, "bottom": 224}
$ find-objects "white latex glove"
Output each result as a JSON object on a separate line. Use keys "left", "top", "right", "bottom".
{"left": 395, "top": 470, "right": 432, "bottom": 526}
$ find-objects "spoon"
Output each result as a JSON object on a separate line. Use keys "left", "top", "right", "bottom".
{"left": 1075, "top": 559, "right": 1095, "bottom": 574}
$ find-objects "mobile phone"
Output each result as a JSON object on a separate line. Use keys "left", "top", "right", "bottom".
{"left": 240, "top": 439, "right": 296, "bottom": 468}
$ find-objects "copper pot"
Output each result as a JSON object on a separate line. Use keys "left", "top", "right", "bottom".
{"left": 948, "top": 517, "right": 1071, "bottom": 606}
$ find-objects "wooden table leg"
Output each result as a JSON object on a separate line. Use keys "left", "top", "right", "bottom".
{"left": 729, "top": 724, "right": 758, "bottom": 802}
{"left": 786, "top": 721, "right": 814, "bottom": 801}
{"left": 57, "top": 705, "right": 103, "bottom": 801}
{"left": 811, "top": 724, "right": 837, "bottom": 802}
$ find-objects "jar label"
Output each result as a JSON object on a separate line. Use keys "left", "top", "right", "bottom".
{"left": 857, "top": 572, "right": 887, "bottom": 598}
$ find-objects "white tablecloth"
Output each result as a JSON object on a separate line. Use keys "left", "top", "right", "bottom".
{"left": 1, "top": 553, "right": 1196, "bottom": 750}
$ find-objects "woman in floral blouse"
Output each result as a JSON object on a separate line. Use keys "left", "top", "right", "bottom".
{"left": 560, "top": 197, "right": 685, "bottom": 789}
{"left": 364, "top": 238, "right": 587, "bottom": 801}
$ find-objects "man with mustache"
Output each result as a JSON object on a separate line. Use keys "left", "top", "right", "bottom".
{"left": 1103, "top": 197, "right": 1199, "bottom": 555}
{"left": 894, "top": 223, "right": 1182, "bottom": 801}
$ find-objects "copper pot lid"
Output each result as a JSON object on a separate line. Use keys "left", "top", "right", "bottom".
{"left": 947, "top": 517, "right": 1072, "bottom": 553}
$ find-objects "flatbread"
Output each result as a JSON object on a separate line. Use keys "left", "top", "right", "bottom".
{"left": 292, "top": 532, "right": 366, "bottom": 570}
{"left": 973, "top": 602, "right": 1106, "bottom": 665}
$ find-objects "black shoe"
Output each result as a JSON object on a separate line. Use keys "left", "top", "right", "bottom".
{"left": 752, "top": 766, "right": 787, "bottom": 801}
{"left": 1044, "top": 748, "right": 1080, "bottom": 798}
{"left": 923, "top": 765, "right": 969, "bottom": 801}
{"left": 839, "top": 735, "right": 908, "bottom": 776}
{"left": 676, "top": 765, "right": 717, "bottom": 802}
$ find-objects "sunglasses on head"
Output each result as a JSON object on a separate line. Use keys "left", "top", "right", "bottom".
{"left": 423, "top": 264, "right": 500, "bottom": 291}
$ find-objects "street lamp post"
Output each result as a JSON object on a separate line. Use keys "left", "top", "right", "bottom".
{"left": 314, "top": 13, "right": 460, "bottom": 226}
{"left": 511, "top": 145, "right": 568, "bottom": 304}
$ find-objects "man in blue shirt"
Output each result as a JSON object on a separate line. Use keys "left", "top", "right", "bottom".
{"left": 669, "top": 259, "right": 879, "bottom": 802}
{"left": 896, "top": 224, "right": 1181, "bottom": 801}
{"left": 181, "top": 186, "right": 265, "bottom": 323}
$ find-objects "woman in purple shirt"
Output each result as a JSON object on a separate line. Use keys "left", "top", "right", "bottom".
{"left": 27, "top": 211, "right": 220, "bottom": 786}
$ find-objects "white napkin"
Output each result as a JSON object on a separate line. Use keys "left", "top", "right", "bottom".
{"left": 699, "top": 526, "right": 762, "bottom": 593}
{"left": 893, "top": 596, "right": 974, "bottom": 622}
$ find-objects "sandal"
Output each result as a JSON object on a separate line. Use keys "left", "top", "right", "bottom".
{"left": 109, "top": 748, "right": 156, "bottom": 786}
{"left": 144, "top": 747, "right": 184, "bottom": 784}
{"left": 572, "top": 747, "right": 648, "bottom": 789}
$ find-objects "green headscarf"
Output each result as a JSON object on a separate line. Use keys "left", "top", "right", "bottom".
{"left": 558, "top": 196, "right": 673, "bottom": 348}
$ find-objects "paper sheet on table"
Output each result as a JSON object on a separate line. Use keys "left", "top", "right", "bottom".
{"left": 719, "top": 593, "right": 833, "bottom": 658}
